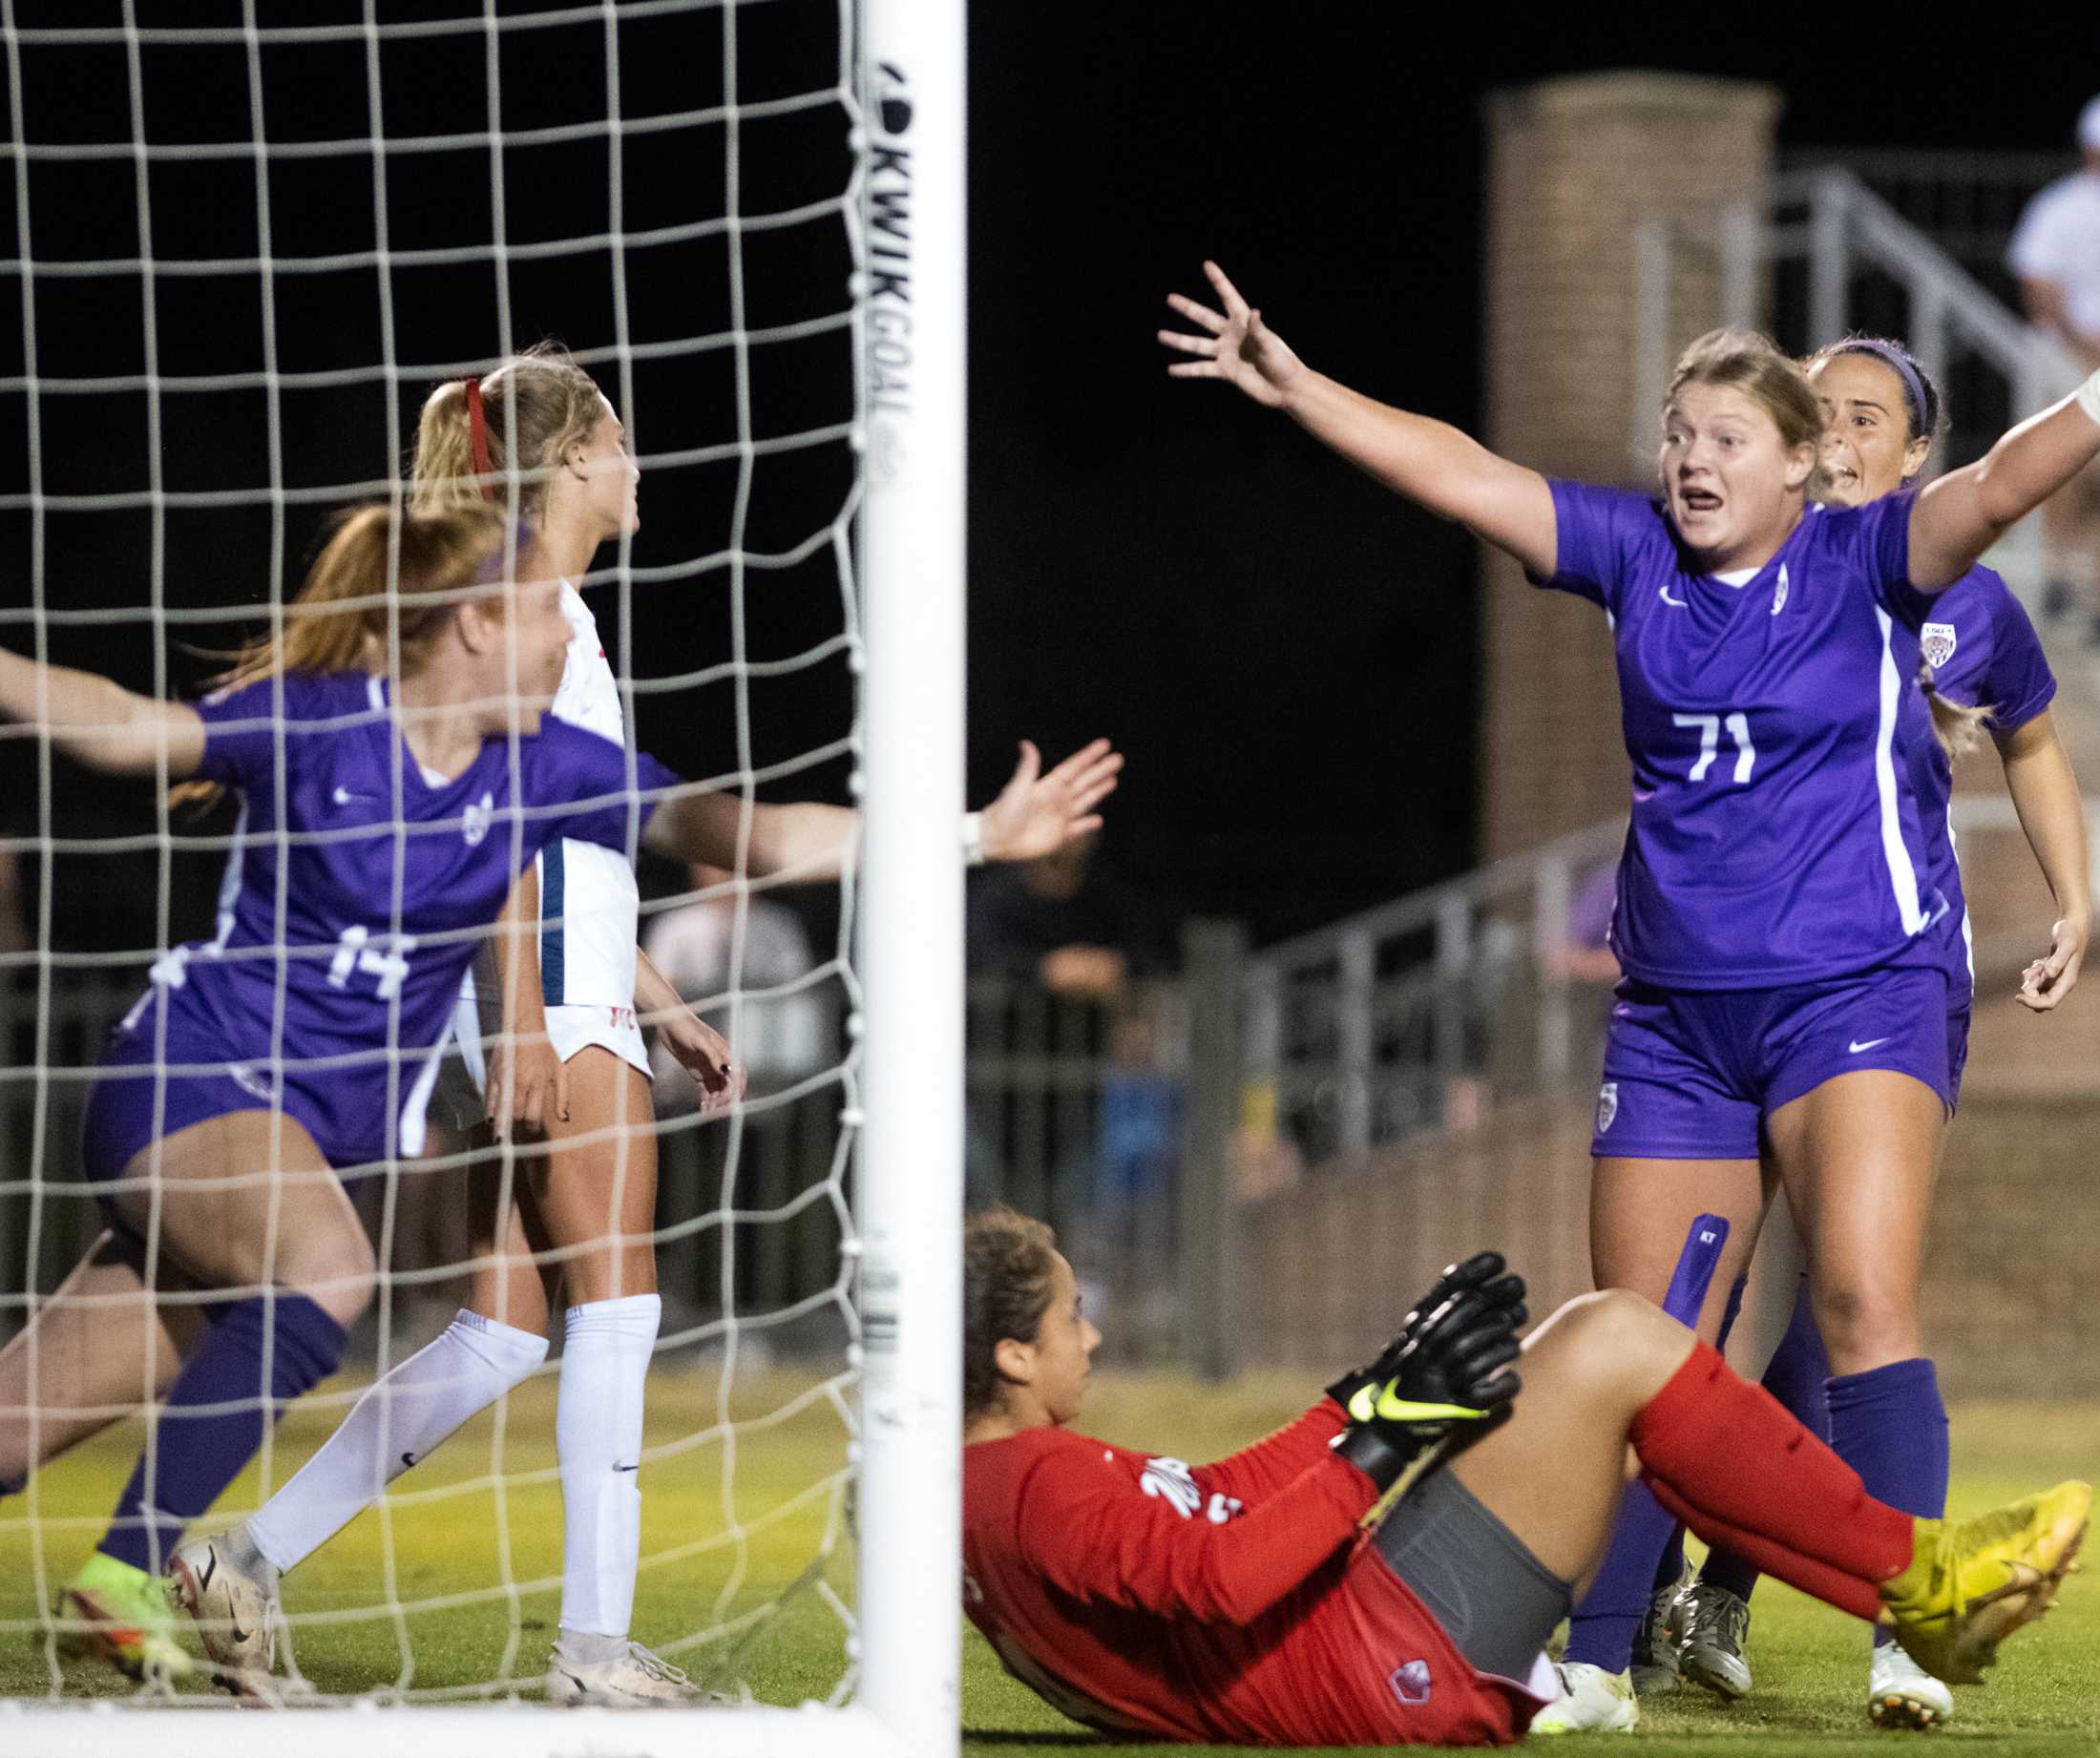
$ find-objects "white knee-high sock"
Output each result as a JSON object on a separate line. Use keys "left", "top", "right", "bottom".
{"left": 245, "top": 1308, "right": 548, "bottom": 1574}
{"left": 556, "top": 1293, "right": 660, "bottom": 1639}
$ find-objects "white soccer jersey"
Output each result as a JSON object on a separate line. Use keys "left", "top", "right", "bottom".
{"left": 536, "top": 580, "right": 644, "bottom": 1009}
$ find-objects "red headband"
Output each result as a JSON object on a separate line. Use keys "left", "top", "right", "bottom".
{"left": 463, "top": 375, "right": 496, "bottom": 503}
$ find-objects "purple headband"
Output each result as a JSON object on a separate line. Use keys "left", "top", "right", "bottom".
{"left": 1830, "top": 339, "right": 1931, "bottom": 440}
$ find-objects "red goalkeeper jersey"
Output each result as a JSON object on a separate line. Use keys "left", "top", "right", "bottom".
{"left": 962, "top": 1400, "right": 1544, "bottom": 1747}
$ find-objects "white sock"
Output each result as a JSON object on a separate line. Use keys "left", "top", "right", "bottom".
{"left": 556, "top": 1292, "right": 660, "bottom": 1639}
{"left": 246, "top": 1308, "right": 548, "bottom": 1574}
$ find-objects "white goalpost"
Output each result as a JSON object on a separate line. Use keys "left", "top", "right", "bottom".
{"left": 0, "top": 0, "right": 963, "bottom": 1752}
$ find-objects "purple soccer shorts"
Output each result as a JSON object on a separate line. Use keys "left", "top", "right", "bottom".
{"left": 1589, "top": 963, "right": 1958, "bottom": 1161}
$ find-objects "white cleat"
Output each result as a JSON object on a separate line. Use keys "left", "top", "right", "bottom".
{"left": 1530, "top": 1662, "right": 1641, "bottom": 1733}
{"left": 546, "top": 1639, "right": 704, "bottom": 1706}
{"left": 1868, "top": 1641, "right": 1955, "bottom": 1730}
{"left": 170, "top": 1533, "right": 278, "bottom": 1687}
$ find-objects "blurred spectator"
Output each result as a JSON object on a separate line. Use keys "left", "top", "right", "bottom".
{"left": 640, "top": 863, "right": 825, "bottom": 1109}
{"left": 2007, "top": 95, "right": 2100, "bottom": 631}
{"left": 966, "top": 832, "right": 1155, "bottom": 1002}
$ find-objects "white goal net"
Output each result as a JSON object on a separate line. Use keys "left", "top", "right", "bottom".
{"left": 0, "top": 1, "right": 961, "bottom": 1752}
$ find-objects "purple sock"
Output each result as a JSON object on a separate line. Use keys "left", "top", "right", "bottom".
{"left": 100, "top": 1294, "right": 344, "bottom": 1575}
{"left": 1701, "top": 1278, "right": 1830, "bottom": 1602}
{"left": 1566, "top": 1483, "right": 1683, "bottom": 1668}
{"left": 1566, "top": 1213, "right": 1729, "bottom": 1672}
{"left": 1827, "top": 1355, "right": 1946, "bottom": 1649}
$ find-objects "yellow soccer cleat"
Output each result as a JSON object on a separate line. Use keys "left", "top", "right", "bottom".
{"left": 53, "top": 1551, "right": 196, "bottom": 1683}
{"left": 1879, "top": 1480, "right": 2090, "bottom": 1686}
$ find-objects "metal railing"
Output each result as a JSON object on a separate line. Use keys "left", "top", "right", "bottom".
{"left": 1243, "top": 818, "right": 1626, "bottom": 1163}
{"left": 1777, "top": 147, "right": 2071, "bottom": 307}
{"left": 1633, "top": 166, "right": 2089, "bottom": 597}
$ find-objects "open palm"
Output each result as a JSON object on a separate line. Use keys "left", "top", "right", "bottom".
{"left": 1158, "top": 261, "right": 1306, "bottom": 408}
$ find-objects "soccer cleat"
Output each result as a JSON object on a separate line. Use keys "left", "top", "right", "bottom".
{"left": 1629, "top": 1580, "right": 1682, "bottom": 1696}
{"left": 1675, "top": 1577, "right": 1753, "bottom": 1700}
{"left": 546, "top": 1638, "right": 705, "bottom": 1706}
{"left": 170, "top": 1533, "right": 278, "bottom": 1686}
{"left": 1528, "top": 1661, "right": 1640, "bottom": 1733}
{"left": 1868, "top": 1640, "right": 1955, "bottom": 1729}
{"left": 52, "top": 1551, "right": 195, "bottom": 1683}
{"left": 1879, "top": 1480, "right": 2090, "bottom": 1686}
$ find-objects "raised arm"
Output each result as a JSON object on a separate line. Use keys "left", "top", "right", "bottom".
{"left": 1909, "top": 381, "right": 2100, "bottom": 590}
{"left": 1996, "top": 709, "right": 2090, "bottom": 1012}
{"left": 1160, "top": 261, "right": 1558, "bottom": 577}
{"left": 0, "top": 646, "right": 203, "bottom": 778}
{"left": 642, "top": 738, "right": 1124, "bottom": 876}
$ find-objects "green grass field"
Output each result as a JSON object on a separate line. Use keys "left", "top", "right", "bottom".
{"left": 2, "top": 1368, "right": 2094, "bottom": 1753}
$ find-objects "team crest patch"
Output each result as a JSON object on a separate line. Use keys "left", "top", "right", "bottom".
{"left": 1922, "top": 621, "right": 1958, "bottom": 669}
{"left": 462, "top": 791, "right": 494, "bottom": 847}
{"left": 1389, "top": 1659, "right": 1433, "bottom": 1706}
{"left": 1596, "top": 1081, "right": 1618, "bottom": 1134}
{"left": 1770, "top": 564, "right": 1790, "bottom": 617}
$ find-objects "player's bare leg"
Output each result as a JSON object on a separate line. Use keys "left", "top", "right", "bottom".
{"left": 1765, "top": 1071, "right": 1942, "bottom": 1377}
{"left": 1589, "top": 1157, "right": 1768, "bottom": 1342}
{"left": 100, "top": 1110, "right": 373, "bottom": 1331}
{"left": 523, "top": 1046, "right": 658, "bottom": 1306}
{"left": 0, "top": 1231, "right": 207, "bottom": 1488}
{"left": 1447, "top": 1290, "right": 1698, "bottom": 1593}
{"left": 1767, "top": 1067, "right": 1953, "bottom": 1727}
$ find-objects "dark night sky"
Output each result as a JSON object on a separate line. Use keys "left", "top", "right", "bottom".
{"left": 1, "top": 2, "right": 2094, "bottom": 958}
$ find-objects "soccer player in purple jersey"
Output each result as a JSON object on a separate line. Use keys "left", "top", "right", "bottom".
{"left": 0, "top": 504, "right": 1121, "bottom": 1691}
{"left": 1660, "top": 337, "right": 2087, "bottom": 1728}
{"left": 1159, "top": 260, "right": 2100, "bottom": 1730}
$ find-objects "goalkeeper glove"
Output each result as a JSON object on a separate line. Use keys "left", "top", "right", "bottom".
{"left": 1325, "top": 1250, "right": 1526, "bottom": 1412}
{"left": 1331, "top": 1278, "right": 1524, "bottom": 1493}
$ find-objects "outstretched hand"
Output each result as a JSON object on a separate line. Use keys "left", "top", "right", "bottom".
{"left": 978, "top": 738, "right": 1124, "bottom": 863}
{"left": 2018, "top": 915, "right": 2087, "bottom": 1012}
{"left": 1158, "top": 261, "right": 1307, "bottom": 409}
{"left": 1327, "top": 1250, "right": 1526, "bottom": 1411}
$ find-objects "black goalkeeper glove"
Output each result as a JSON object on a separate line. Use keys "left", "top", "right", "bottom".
{"left": 1325, "top": 1250, "right": 1527, "bottom": 1411}
{"left": 1330, "top": 1275, "right": 1525, "bottom": 1493}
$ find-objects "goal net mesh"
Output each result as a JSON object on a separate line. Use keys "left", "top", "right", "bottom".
{"left": 0, "top": 0, "right": 868, "bottom": 1708}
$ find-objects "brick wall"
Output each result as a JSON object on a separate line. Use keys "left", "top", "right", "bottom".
{"left": 1237, "top": 1080, "right": 2100, "bottom": 1400}
{"left": 1478, "top": 73, "right": 1781, "bottom": 858}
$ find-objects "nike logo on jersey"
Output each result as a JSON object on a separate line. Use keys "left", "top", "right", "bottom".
{"left": 1658, "top": 586, "right": 1689, "bottom": 608}
{"left": 331, "top": 785, "right": 373, "bottom": 806}
{"left": 615, "top": 1462, "right": 640, "bottom": 1473}
{"left": 1847, "top": 1037, "right": 1892, "bottom": 1054}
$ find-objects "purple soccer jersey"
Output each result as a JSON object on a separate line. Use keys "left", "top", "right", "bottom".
{"left": 99, "top": 669, "right": 678, "bottom": 1168}
{"left": 1904, "top": 565, "right": 2057, "bottom": 997}
{"left": 1536, "top": 482, "right": 1950, "bottom": 989}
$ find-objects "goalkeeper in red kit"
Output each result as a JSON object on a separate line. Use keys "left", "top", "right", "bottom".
{"left": 961, "top": 1208, "right": 2088, "bottom": 1747}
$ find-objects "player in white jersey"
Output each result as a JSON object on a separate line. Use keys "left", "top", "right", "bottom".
{"left": 168, "top": 345, "right": 1122, "bottom": 1705}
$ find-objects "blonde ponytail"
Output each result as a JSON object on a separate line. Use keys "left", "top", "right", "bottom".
{"left": 412, "top": 342, "right": 602, "bottom": 519}
{"left": 175, "top": 502, "right": 508, "bottom": 808}
{"left": 1921, "top": 661, "right": 1993, "bottom": 763}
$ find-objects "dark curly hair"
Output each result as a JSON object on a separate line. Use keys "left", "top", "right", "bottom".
{"left": 964, "top": 1206, "right": 1060, "bottom": 1421}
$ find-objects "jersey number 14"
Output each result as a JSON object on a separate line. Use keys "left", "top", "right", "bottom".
{"left": 327, "top": 924, "right": 417, "bottom": 999}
